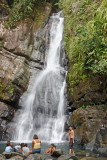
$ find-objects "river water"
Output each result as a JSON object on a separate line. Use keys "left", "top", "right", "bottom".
{"left": 1, "top": 142, "right": 107, "bottom": 160}
{"left": 0, "top": 142, "right": 81, "bottom": 154}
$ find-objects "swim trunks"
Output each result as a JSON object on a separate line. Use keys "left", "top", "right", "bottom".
{"left": 69, "top": 138, "right": 73, "bottom": 149}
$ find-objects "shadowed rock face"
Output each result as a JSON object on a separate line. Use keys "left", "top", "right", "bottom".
{"left": 71, "top": 105, "right": 107, "bottom": 156}
{"left": 0, "top": 3, "right": 52, "bottom": 140}
{"left": 0, "top": 102, "right": 15, "bottom": 140}
{"left": 93, "top": 112, "right": 107, "bottom": 157}
{"left": 0, "top": 0, "right": 9, "bottom": 17}
{"left": 68, "top": 75, "right": 107, "bottom": 109}
{"left": 71, "top": 106, "right": 104, "bottom": 144}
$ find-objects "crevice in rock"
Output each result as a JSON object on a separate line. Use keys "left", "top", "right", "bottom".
{"left": 1, "top": 117, "right": 9, "bottom": 121}
{"left": 0, "top": 98, "right": 17, "bottom": 109}
{"left": 3, "top": 47, "right": 41, "bottom": 64}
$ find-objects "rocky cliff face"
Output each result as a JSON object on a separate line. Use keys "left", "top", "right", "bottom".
{"left": 67, "top": 75, "right": 107, "bottom": 156}
{"left": 69, "top": 75, "right": 107, "bottom": 109}
{"left": 0, "top": 1, "right": 52, "bottom": 140}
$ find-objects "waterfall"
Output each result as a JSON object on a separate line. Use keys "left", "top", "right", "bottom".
{"left": 13, "top": 12, "right": 67, "bottom": 143}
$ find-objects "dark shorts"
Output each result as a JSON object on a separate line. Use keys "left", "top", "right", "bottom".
{"left": 32, "top": 148, "right": 41, "bottom": 154}
{"left": 14, "top": 147, "right": 17, "bottom": 152}
{"left": 69, "top": 138, "right": 73, "bottom": 149}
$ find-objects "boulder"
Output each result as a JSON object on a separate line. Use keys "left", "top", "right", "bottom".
{"left": 2, "top": 152, "right": 24, "bottom": 159}
{"left": 0, "top": 101, "right": 15, "bottom": 139}
{"left": 58, "top": 154, "right": 78, "bottom": 160}
{"left": 93, "top": 127, "right": 107, "bottom": 157}
{"left": 8, "top": 155, "right": 23, "bottom": 160}
{"left": 26, "top": 153, "right": 45, "bottom": 160}
{"left": 0, "top": 154, "right": 6, "bottom": 160}
{"left": 75, "top": 151, "right": 91, "bottom": 158}
{"left": 85, "top": 139, "right": 95, "bottom": 151}
{"left": 0, "top": 102, "right": 15, "bottom": 120}
{"left": 0, "top": 0, "right": 9, "bottom": 18}
{"left": 45, "top": 155, "right": 57, "bottom": 160}
{"left": 71, "top": 105, "right": 105, "bottom": 144}
{"left": 51, "top": 149, "right": 63, "bottom": 158}
{"left": 2, "top": 152, "right": 11, "bottom": 159}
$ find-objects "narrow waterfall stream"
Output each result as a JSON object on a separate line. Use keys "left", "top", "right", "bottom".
{"left": 13, "top": 12, "right": 67, "bottom": 143}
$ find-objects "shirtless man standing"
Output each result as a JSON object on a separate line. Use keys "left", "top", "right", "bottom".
{"left": 69, "top": 126, "right": 75, "bottom": 155}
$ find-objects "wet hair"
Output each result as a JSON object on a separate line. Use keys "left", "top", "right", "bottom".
{"left": 69, "top": 125, "right": 72, "bottom": 128}
{"left": 21, "top": 143, "right": 24, "bottom": 149}
{"left": 24, "top": 143, "right": 27, "bottom": 147}
{"left": 33, "top": 134, "right": 38, "bottom": 139}
{"left": 51, "top": 144, "right": 56, "bottom": 148}
{"left": 7, "top": 141, "right": 10, "bottom": 146}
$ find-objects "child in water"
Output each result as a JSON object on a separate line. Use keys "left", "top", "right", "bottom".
{"left": 45, "top": 144, "right": 56, "bottom": 154}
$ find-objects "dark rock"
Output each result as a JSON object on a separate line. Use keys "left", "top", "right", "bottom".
{"left": 0, "top": 102, "right": 15, "bottom": 120}
{"left": 51, "top": 149, "right": 63, "bottom": 158}
{"left": 39, "top": 43, "right": 46, "bottom": 54}
{"left": 2, "top": 152, "right": 24, "bottom": 159}
{"left": 71, "top": 105, "right": 105, "bottom": 144}
{"left": 69, "top": 75, "right": 107, "bottom": 109}
{"left": 0, "top": 102, "right": 15, "bottom": 139}
{"left": 2, "top": 152, "right": 11, "bottom": 159}
{"left": 93, "top": 127, "right": 107, "bottom": 157}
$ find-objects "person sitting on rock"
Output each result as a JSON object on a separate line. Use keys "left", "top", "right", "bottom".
{"left": 14, "top": 144, "right": 21, "bottom": 152}
{"left": 29, "top": 134, "right": 41, "bottom": 154}
{"left": 45, "top": 144, "right": 56, "bottom": 154}
{"left": 5, "top": 141, "right": 13, "bottom": 152}
{"left": 22, "top": 143, "right": 30, "bottom": 155}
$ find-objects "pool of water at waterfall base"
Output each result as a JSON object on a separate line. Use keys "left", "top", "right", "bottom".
{"left": 0, "top": 141, "right": 81, "bottom": 154}
{"left": 0, "top": 142, "right": 106, "bottom": 160}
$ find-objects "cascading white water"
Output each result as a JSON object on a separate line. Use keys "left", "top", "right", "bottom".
{"left": 13, "top": 12, "right": 67, "bottom": 143}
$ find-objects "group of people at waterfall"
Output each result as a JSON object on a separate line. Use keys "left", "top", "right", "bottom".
{"left": 5, "top": 126, "right": 75, "bottom": 156}
{"left": 5, "top": 135, "right": 56, "bottom": 156}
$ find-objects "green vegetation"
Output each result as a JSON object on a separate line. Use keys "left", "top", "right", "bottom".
{"left": 58, "top": 0, "right": 107, "bottom": 95}
{"left": 8, "top": 83, "right": 14, "bottom": 94}
{"left": 3, "top": 0, "right": 47, "bottom": 27}
{"left": 0, "top": 81, "right": 14, "bottom": 100}
{"left": 0, "top": 40, "right": 3, "bottom": 48}
{"left": 81, "top": 105, "right": 87, "bottom": 109}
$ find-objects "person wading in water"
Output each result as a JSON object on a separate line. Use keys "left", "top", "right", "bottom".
{"left": 69, "top": 126, "right": 75, "bottom": 155}
{"left": 45, "top": 144, "right": 56, "bottom": 154}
